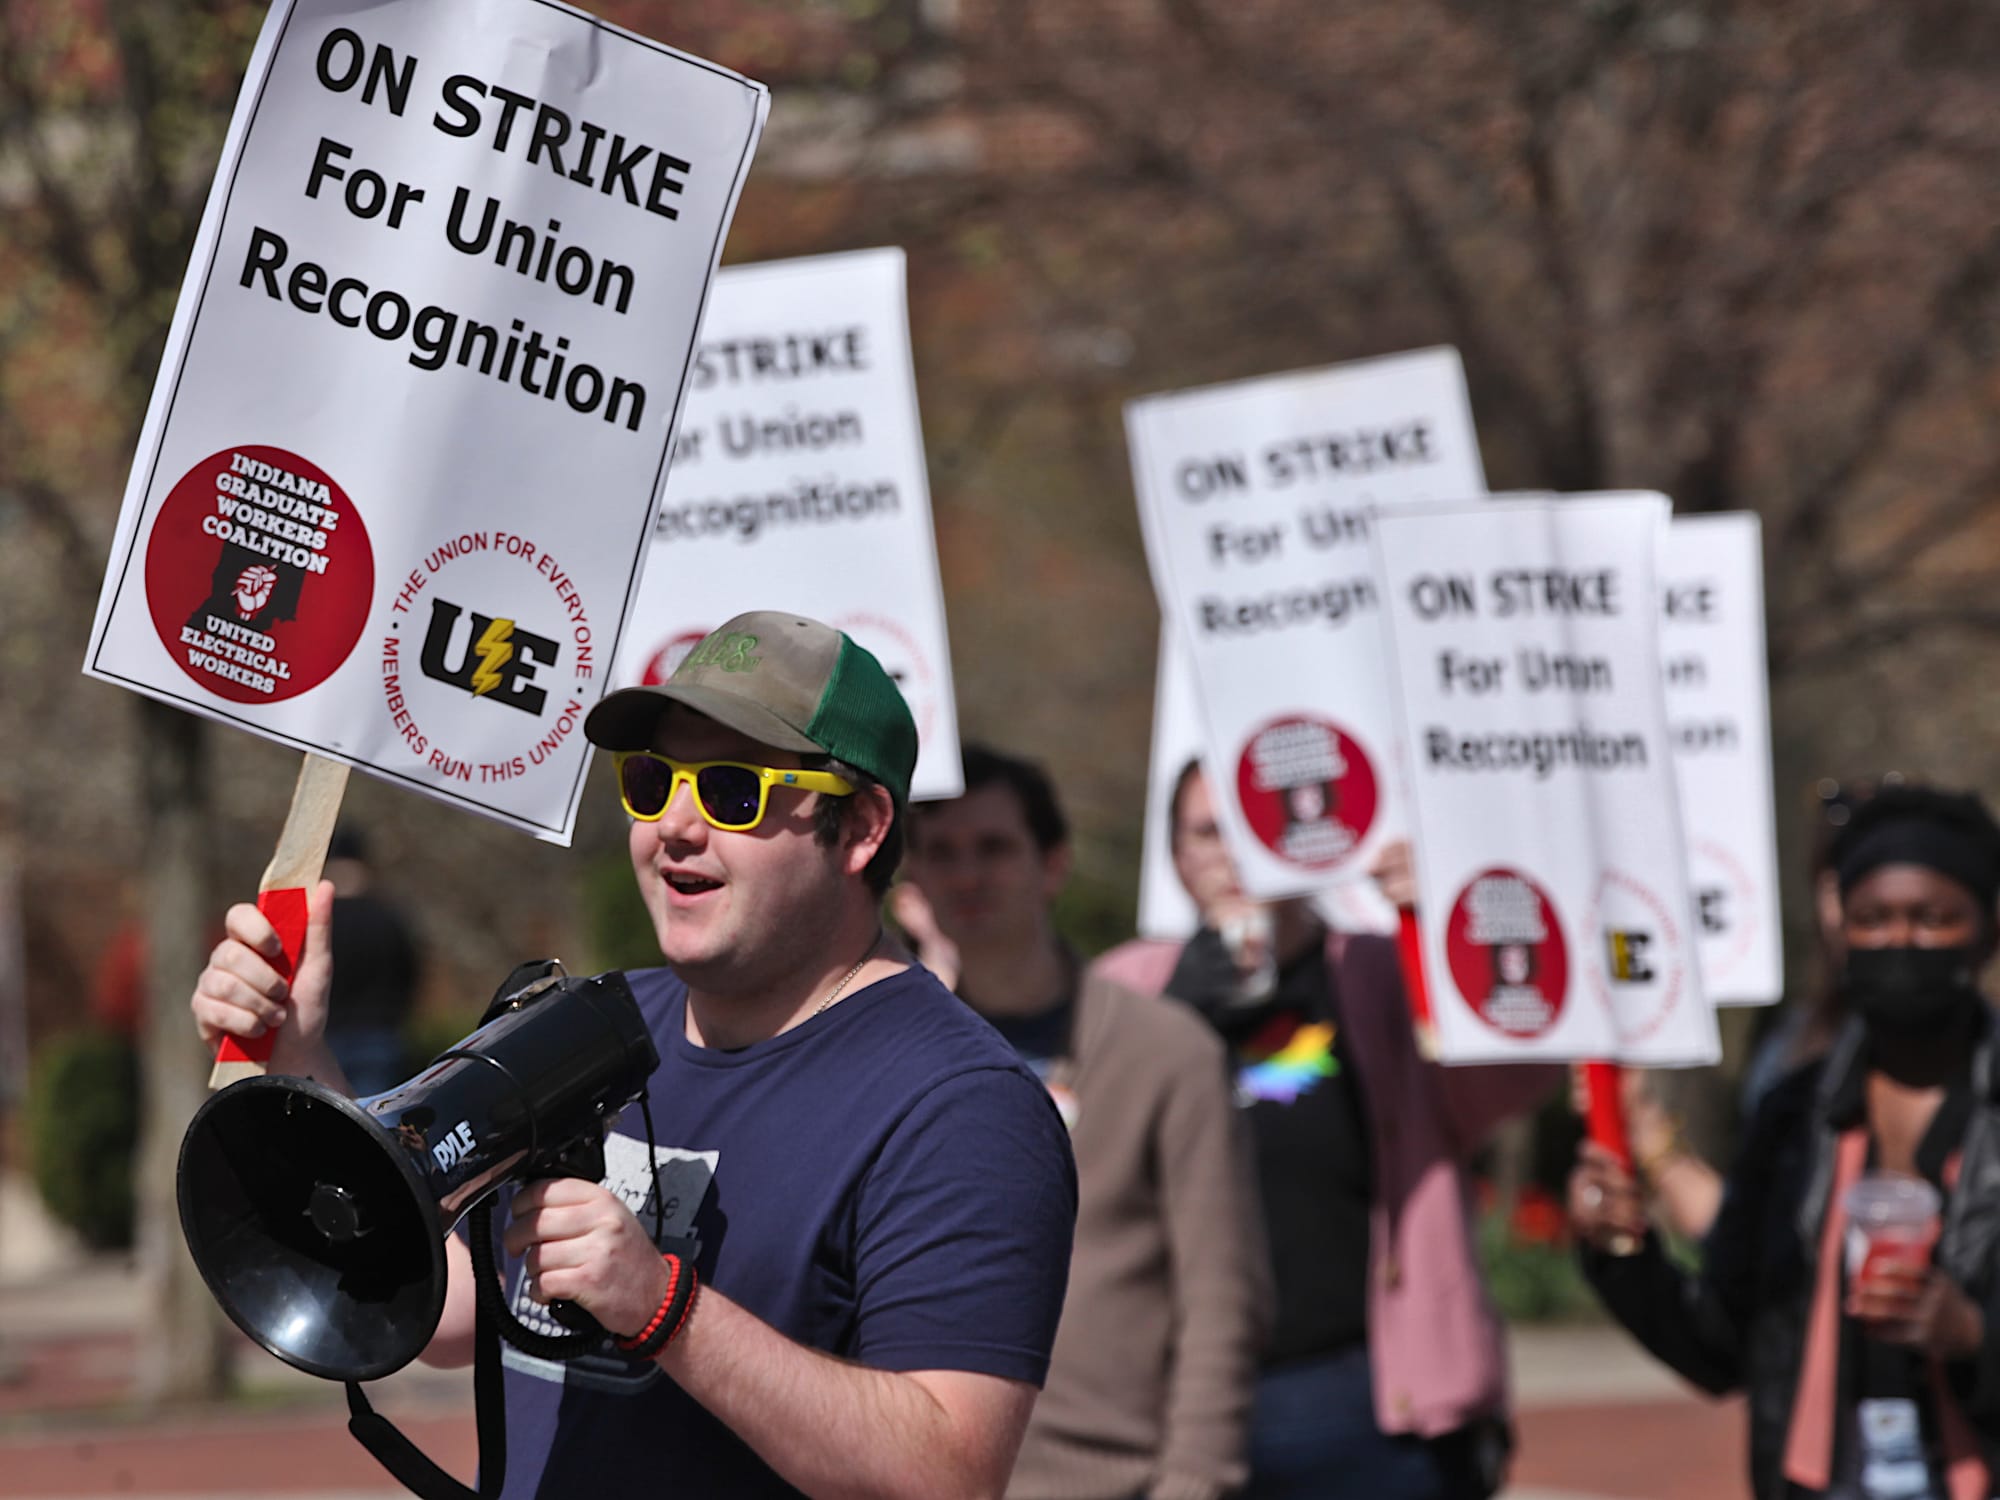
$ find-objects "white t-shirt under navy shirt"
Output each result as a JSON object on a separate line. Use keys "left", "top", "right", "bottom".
{"left": 483, "top": 962, "right": 1078, "bottom": 1498}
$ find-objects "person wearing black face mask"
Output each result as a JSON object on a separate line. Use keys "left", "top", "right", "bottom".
{"left": 1569, "top": 783, "right": 2000, "bottom": 1500}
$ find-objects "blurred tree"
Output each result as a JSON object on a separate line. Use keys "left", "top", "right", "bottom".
{"left": 747, "top": 0, "right": 2000, "bottom": 1143}
{"left": 0, "top": 0, "right": 264, "bottom": 1404}
{"left": 735, "top": 0, "right": 2000, "bottom": 964}
{"left": 832, "top": 0, "right": 2000, "bottom": 676}
{"left": 13, "top": 0, "right": 2000, "bottom": 1347}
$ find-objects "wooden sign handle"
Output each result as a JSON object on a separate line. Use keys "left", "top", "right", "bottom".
{"left": 209, "top": 753, "right": 350, "bottom": 1089}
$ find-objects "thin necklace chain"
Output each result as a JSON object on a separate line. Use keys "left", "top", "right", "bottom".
{"left": 814, "top": 929, "right": 882, "bottom": 1017}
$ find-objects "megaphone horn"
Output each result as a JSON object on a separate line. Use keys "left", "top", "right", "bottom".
{"left": 178, "top": 967, "right": 659, "bottom": 1383}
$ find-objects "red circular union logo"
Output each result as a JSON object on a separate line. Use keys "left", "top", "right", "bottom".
{"left": 1444, "top": 867, "right": 1570, "bottom": 1039}
{"left": 143, "top": 445, "right": 373, "bottom": 703}
{"left": 1233, "top": 715, "right": 1378, "bottom": 870}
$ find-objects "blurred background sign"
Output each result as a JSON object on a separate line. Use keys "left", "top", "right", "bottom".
{"left": 1375, "top": 494, "right": 1719, "bottom": 1066}
{"left": 618, "top": 247, "right": 964, "bottom": 799}
{"left": 1127, "top": 348, "right": 1486, "bottom": 901}
{"left": 1661, "top": 514, "right": 1784, "bottom": 1005}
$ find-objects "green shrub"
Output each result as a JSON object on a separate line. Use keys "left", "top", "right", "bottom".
{"left": 1476, "top": 1209, "right": 1600, "bottom": 1324}
{"left": 1055, "top": 866, "right": 1140, "bottom": 964}
{"left": 582, "top": 846, "right": 665, "bottom": 974}
{"left": 25, "top": 1029, "right": 140, "bottom": 1251}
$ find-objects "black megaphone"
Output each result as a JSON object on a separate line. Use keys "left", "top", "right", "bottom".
{"left": 177, "top": 964, "right": 659, "bottom": 1383}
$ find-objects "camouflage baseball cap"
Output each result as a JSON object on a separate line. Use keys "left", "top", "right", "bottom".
{"left": 584, "top": 611, "right": 918, "bottom": 804}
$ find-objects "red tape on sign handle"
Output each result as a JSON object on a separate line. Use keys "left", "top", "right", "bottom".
{"left": 1584, "top": 1061, "right": 1632, "bottom": 1170}
{"left": 214, "top": 886, "right": 310, "bottom": 1068}
{"left": 1395, "top": 908, "right": 1437, "bottom": 1052}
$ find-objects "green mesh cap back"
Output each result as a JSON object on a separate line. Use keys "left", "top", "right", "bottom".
{"left": 805, "top": 633, "right": 919, "bottom": 805}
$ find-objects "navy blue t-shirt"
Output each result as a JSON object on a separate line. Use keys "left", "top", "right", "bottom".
{"left": 486, "top": 963, "right": 1077, "bottom": 1497}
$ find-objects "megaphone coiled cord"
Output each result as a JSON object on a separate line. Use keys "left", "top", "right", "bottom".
{"left": 467, "top": 1197, "right": 603, "bottom": 1362}
{"left": 465, "top": 1091, "right": 670, "bottom": 1364}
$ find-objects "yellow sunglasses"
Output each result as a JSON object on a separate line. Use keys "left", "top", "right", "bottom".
{"left": 614, "top": 751, "right": 854, "bottom": 831}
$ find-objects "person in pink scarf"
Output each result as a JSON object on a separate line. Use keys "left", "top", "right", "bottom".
{"left": 1095, "top": 762, "right": 1558, "bottom": 1499}
{"left": 1571, "top": 784, "right": 2000, "bottom": 1500}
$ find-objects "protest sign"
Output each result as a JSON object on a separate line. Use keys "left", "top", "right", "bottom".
{"left": 614, "top": 248, "right": 963, "bottom": 799}
{"left": 1127, "top": 348, "right": 1486, "bottom": 900}
{"left": 1662, "top": 514, "right": 1783, "bottom": 1004}
{"left": 1137, "top": 632, "right": 1206, "bottom": 938}
{"left": 1138, "top": 629, "right": 1397, "bottom": 939}
{"left": 1373, "top": 494, "right": 1719, "bottom": 1065}
{"left": 84, "top": 0, "right": 768, "bottom": 842}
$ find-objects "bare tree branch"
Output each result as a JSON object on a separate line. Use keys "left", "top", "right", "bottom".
{"left": 1813, "top": 450, "right": 2000, "bottom": 614}
{"left": 0, "top": 23, "right": 111, "bottom": 300}
{"left": 1776, "top": 227, "right": 2000, "bottom": 558}
{"left": 0, "top": 473, "right": 98, "bottom": 595}
{"left": 1777, "top": 603, "right": 2000, "bottom": 675}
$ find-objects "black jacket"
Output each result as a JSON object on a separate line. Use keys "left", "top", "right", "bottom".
{"left": 1582, "top": 1018, "right": 2000, "bottom": 1499}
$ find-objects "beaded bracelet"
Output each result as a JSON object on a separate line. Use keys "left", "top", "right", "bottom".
{"left": 614, "top": 1251, "right": 699, "bottom": 1360}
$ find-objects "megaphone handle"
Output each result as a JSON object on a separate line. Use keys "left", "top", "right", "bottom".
{"left": 467, "top": 1197, "right": 601, "bottom": 1362}
{"left": 524, "top": 1142, "right": 613, "bottom": 1338}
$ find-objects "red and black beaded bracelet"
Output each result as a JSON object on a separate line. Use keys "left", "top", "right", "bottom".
{"left": 614, "top": 1251, "right": 699, "bottom": 1360}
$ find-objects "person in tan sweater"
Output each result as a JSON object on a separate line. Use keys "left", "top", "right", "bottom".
{"left": 900, "top": 745, "right": 1271, "bottom": 1500}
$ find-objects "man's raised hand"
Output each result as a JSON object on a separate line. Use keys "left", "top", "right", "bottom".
{"left": 190, "top": 879, "right": 339, "bottom": 1081}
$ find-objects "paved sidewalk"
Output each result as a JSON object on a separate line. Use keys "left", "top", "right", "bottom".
{"left": 1504, "top": 1321, "right": 1749, "bottom": 1499}
{"left": 1, "top": 1314, "right": 1748, "bottom": 1499}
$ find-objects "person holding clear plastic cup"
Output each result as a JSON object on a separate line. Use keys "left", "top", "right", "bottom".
{"left": 1568, "top": 784, "right": 2000, "bottom": 1500}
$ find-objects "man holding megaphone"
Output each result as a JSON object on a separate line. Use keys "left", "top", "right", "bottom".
{"left": 191, "top": 610, "right": 1079, "bottom": 1500}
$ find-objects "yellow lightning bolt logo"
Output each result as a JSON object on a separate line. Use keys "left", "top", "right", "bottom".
{"left": 469, "top": 617, "right": 515, "bottom": 697}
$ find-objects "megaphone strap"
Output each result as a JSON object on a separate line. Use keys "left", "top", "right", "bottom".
{"left": 345, "top": 1288, "right": 507, "bottom": 1500}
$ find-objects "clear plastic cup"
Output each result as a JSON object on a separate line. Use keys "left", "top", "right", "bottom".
{"left": 1844, "top": 1172, "right": 1941, "bottom": 1286}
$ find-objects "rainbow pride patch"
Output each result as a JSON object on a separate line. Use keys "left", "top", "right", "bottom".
{"left": 1238, "top": 1019, "right": 1339, "bottom": 1104}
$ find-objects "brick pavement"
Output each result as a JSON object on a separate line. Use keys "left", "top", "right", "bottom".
{"left": 5, "top": 1406, "right": 475, "bottom": 1498}
{"left": 0, "top": 1325, "right": 1751, "bottom": 1500}
{"left": 2, "top": 1401, "right": 1749, "bottom": 1500}
{"left": 1510, "top": 1396, "right": 1749, "bottom": 1500}
{"left": 0, "top": 1219, "right": 1749, "bottom": 1500}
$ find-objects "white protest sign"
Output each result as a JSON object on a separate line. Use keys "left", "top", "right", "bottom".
{"left": 1135, "top": 489, "right": 1559, "bottom": 941}
{"left": 1374, "top": 495, "right": 1719, "bottom": 1065}
{"left": 1137, "top": 631, "right": 1205, "bottom": 938}
{"left": 1138, "top": 628, "right": 1397, "bottom": 940}
{"left": 83, "top": 0, "right": 767, "bottom": 842}
{"left": 1663, "top": 514, "right": 1783, "bottom": 1004}
{"left": 1127, "top": 348, "right": 1486, "bottom": 901}
{"left": 613, "top": 248, "right": 962, "bottom": 798}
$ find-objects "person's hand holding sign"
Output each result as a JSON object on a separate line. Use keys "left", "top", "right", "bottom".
{"left": 1367, "top": 838, "right": 1419, "bottom": 910}
{"left": 1568, "top": 1140, "right": 1648, "bottom": 1253}
{"left": 190, "top": 879, "right": 346, "bottom": 1089}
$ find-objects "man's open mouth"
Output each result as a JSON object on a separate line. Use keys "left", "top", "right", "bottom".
{"left": 666, "top": 873, "right": 722, "bottom": 896}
